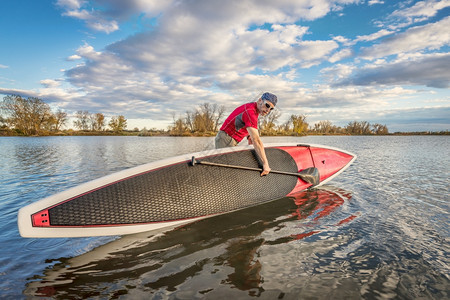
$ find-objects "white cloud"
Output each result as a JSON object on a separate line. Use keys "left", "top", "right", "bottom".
{"left": 0, "top": 88, "right": 38, "bottom": 98}
{"left": 67, "top": 55, "right": 82, "bottom": 61}
{"left": 56, "top": 0, "right": 83, "bottom": 10}
{"left": 88, "top": 19, "right": 119, "bottom": 33}
{"left": 0, "top": 84, "right": 87, "bottom": 109}
{"left": 337, "top": 52, "right": 450, "bottom": 88}
{"left": 355, "top": 29, "right": 394, "bottom": 43}
{"left": 0, "top": 64, "right": 9, "bottom": 69}
{"left": 391, "top": 0, "right": 450, "bottom": 20}
{"left": 76, "top": 44, "right": 102, "bottom": 59}
{"left": 271, "top": 24, "right": 309, "bottom": 44}
{"left": 368, "top": 0, "right": 384, "bottom": 5}
{"left": 333, "top": 35, "right": 350, "bottom": 44}
{"left": 65, "top": 44, "right": 102, "bottom": 65}
{"left": 57, "top": 0, "right": 120, "bottom": 33}
{"left": 321, "top": 63, "right": 356, "bottom": 83}
{"left": 388, "top": 0, "right": 450, "bottom": 29}
{"left": 56, "top": 0, "right": 179, "bottom": 33}
{"left": 361, "top": 16, "right": 450, "bottom": 59}
{"left": 328, "top": 48, "right": 353, "bottom": 63}
{"left": 40, "top": 79, "right": 62, "bottom": 88}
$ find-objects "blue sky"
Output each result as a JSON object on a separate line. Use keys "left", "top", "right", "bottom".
{"left": 0, "top": 0, "right": 449, "bottom": 132}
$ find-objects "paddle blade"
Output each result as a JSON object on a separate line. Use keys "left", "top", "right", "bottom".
{"left": 299, "top": 167, "right": 320, "bottom": 186}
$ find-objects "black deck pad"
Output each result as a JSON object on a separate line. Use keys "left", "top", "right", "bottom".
{"left": 49, "top": 148, "right": 299, "bottom": 226}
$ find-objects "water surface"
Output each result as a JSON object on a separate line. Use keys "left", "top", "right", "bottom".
{"left": 0, "top": 136, "right": 448, "bottom": 299}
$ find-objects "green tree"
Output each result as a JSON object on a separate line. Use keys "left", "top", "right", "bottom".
{"left": 346, "top": 121, "right": 372, "bottom": 135}
{"left": 320, "top": 120, "right": 333, "bottom": 134}
{"left": 0, "top": 115, "right": 6, "bottom": 128}
{"left": 53, "top": 109, "right": 68, "bottom": 131}
{"left": 185, "top": 103, "right": 225, "bottom": 134}
{"left": 260, "top": 110, "right": 281, "bottom": 135}
{"left": 290, "top": 114, "right": 308, "bottom": 135}
{"left": 0, "top": 95, "right": 52, "bottom": 135}
{"left": 315, "top": 120, "right": 345, "bottom": 134}
{"left": 169, "top": 113, "right": 189, "bottom": 135}
{"left": 109, "top": 115, "right": 127, "bottom": 132}
{"left": 372, "top": 123, "right": 389, "bottom": 135}
{"left": 277, "top": 120, "right": 291, "bottom": 135}
{"left": 90, "top": 113, "right": 105, "bottom": 131}
{"left": 73, "top": 110, "right": 90, "bottom": 131}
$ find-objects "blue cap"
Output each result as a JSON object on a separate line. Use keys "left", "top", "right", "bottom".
{"left": 261, "top": 92, "right": 277, "bottom": 106}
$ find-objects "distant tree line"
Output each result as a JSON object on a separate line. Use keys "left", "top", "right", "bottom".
{"left": 0, "top": 95, "right": 127, "bottom": 135}
{"left": 3, "top": 95, "right": 446, "bottom": 137}
{"left": 72, "top": 110, "right": 127, "bottom": 133}
{"left": 169, "top": 102, "right": 390, "bottom": 136}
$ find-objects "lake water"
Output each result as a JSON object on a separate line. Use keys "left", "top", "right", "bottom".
{"left": 0, "top": 136, "right": 448, "bottom": 299}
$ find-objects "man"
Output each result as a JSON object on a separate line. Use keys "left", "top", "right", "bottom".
{"left": 215, "top": 92, "right": 277, "bottom": 176}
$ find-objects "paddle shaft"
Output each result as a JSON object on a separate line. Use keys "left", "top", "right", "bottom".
{"left": 193, "top": 159, "right": 306, "bottom": 179}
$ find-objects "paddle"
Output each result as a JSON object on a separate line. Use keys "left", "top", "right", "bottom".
{"left": 190, "top": 156, "right": 320, "bottom": 186}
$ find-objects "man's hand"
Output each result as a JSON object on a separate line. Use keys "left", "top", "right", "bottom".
{"left": 261, "top": 163, "right": 271, "bottom": 176}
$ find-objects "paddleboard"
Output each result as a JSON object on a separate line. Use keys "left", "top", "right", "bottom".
{"left": 18, "top": 143, "right": 356, "bottom": 238}
{"left": 23, "top": 186, "right": 352, "bottom": 297}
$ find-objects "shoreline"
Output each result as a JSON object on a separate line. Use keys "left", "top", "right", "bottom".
{"left": 1, "top": 129, "right": 448, "bottom": 137}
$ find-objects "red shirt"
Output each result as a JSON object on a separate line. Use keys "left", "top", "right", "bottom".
{"left": 220, "top": 102, "right": 259, "bottom": 142}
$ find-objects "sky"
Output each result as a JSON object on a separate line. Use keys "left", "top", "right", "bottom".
{"left": 0, "top": 0, "right": 449, "bottom": 132}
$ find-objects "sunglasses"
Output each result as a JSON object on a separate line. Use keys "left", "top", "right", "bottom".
{"left": 264, "top": 101, "right": 274, "bottom": 111}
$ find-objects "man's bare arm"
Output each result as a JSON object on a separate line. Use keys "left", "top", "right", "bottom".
{"left": 247, "top": 127, "right": 270, "bottom": 176}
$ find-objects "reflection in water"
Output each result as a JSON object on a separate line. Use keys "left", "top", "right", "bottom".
{"left": 25, "top": 186, "right": 356, "bottom": 298}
